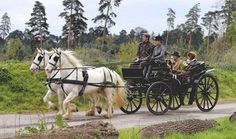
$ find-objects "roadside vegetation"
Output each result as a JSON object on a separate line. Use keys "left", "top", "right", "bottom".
{"left": 119, "top": 117, "right": 236, "bottom": 139}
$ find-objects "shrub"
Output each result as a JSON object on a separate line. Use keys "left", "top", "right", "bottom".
{"left": 0, "top": 67, "right": 12, "bottom": 83}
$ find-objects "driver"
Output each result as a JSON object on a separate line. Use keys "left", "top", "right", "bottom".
{"left": 131, "top": 33, "right": 153, "bottom": 67}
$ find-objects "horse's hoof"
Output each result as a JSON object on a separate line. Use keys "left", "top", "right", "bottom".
{"left": 57, "top": 111, "right": 64, "bottom": 115}
{"left": 96, "top": 106, "right": 102, "bottom": 114}
{"left": 49, "top": 104, "right": 57, "bottom": 110}
{"left": 62, "top": 114, "right": 70, "bottom": 120}
{"left": 103, "top": 114, "right": 112, "bottom": 119}
{"left": 85, "top": 111, "right": 95, "bottom": 116}
{"left": 68, "top": 103, "right": 78, "bottom": 112}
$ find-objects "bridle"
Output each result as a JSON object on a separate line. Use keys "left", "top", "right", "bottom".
{"left": 32, "top": 51, "right": 46, "bottom": 70}
{"left": 48, "top": 52, "right": 61, "bottom": 70}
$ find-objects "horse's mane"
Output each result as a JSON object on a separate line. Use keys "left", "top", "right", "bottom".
{"left": 61, "top": 50, "right": 83, "bottom": 67}
{"left": 44, "top": 50, "right": 54, "bottom": 56}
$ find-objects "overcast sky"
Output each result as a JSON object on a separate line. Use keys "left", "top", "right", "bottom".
{"left": 0, "top": 0, "right": 219, "bottom": 36}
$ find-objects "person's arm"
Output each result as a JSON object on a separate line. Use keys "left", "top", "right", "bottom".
{"left": 152, "top": 47, "right": 165, "bottom": 60}
{"left": 136, "top": 43, "right": 141, "bottom": 58}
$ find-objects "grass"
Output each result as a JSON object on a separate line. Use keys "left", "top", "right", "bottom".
{"left": 0, "top": 60, "right": 235, "bottom": 113}
{"left": 119, "top": 117, "right": 236, "bottom": 139}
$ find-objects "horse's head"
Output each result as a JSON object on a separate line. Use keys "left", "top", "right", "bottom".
{"left": 30, "top": 48, "right": 47, "bottom": 74}
{"left": 45, "top": 49, "right": 62, "bottom": 73}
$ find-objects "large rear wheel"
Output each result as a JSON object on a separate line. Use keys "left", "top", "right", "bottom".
{"left": 195, "top": 74, "right": 219, "bottom": 112}
{"left": 146, "top": 82, "right": 171, "bottom": 115}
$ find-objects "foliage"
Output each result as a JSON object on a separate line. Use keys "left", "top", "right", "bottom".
{"left": 26, "top": 1, "right": 49, "bottom": 47}
{"left": 116, "top": 40, "right": 137, "bottom": 62}
{"left": 0, "top": 12, "right": 11, "bottom": 40}
{"left": 55, "top": 115, "right": 68, "bottom": 128}
{"left": 5, "top": 38, "right": 27, "bottom": 60}
{"left": 59, "top": 0, "right": 87, "bottom": 48}
{"left": 16, "top": 118, "right": 48, "bottom": 136}
{"left": 119, "top": 117, "right": 236, "bottom": 139}
{"left": 0, "top": 67, "right": 12, "bottom": 83}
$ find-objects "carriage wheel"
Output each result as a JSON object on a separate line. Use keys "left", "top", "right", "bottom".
{"left": 169, "top": 94, "right": 181, "bottom": 110}
{"left": 146, "top": 82, "right": 171, "bottom": 115}
{"left": 195, "top": 74, "right": 219, "bottom": 112}
{"left": 120, "top": 89, "right": 142, "bottom": 114}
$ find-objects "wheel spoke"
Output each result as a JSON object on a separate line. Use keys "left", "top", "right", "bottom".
{"left": 159, "top": 101, "right": 163, "bottom": 112}
{"left": 151, "top": 101, "right": 157, "bottom": 109}
{"left": 203, "top": 97, "right": 206, "bottom": 109}
{"left": 200, "top": 95, "right": 204, "bottom": 106}
{"left": 131, "top": 100, "right": 138, "bottom": 109}
{"left": 208, "top": 94, "right": 216, "bottom": 101}
{"left": 175, "top": 96, "right": 179, "bottom": 106}
{"left": 126, "top": 101, "right": 130, "bottom": 110}
{"left": 156, "top": 101, "right": 159, "bottom": 112}
{"left": 206, "top": 95, "right": 213, "bottom": 107}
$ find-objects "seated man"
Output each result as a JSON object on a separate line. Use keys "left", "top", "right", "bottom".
{"left": 143, "top": 35, "right": 166, "bottom": 79}
{"left": 171, "top": 51, "right": 187, "bottom": 74}
{"left": 130, "top": 33, "right": 153, "bottom": 68}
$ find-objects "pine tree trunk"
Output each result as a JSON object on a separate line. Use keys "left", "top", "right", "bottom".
{"left": 68, "top": 4, "right": 73, "bottom": 49}
{"left": 166, "top": 30, "right": 169, "bottom": 46}
{"left": 189, "top": 33, "right": 192, "bottom": 49}
{"left": 101, "top": 0, "right": 111, "bottom": 50}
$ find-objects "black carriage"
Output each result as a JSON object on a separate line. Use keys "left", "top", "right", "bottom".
{"left": 120, "top": 61, "right": 219, "bottom": 115}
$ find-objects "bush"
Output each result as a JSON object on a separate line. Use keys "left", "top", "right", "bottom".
{"left": 0, "top": 67, "right": 12, "bottom": 83}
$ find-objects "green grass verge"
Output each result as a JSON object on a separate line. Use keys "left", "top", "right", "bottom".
{"left": 119, "top": 117, "right": 236, "bottom": 139}
{"left": 0, "top": 60, "right": 235, "bottom": 113}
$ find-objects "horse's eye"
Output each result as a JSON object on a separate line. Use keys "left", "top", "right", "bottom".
{"left": 54, "top": 56, "right": 59, "bottom": 62}
{"left": 38, "top": 56, "right": 43, "bottom": 61}
{"left": 49, "top": 55, "right": 52, "bottom": 59}
{"left": 33, "top": 56, "right": 36, "bottom": 60}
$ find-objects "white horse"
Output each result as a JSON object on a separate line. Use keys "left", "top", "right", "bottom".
{"left": 45, "top": 49, "right": 127, "bottom": 119}
{"left": 30, "top": 48, "right": 67, "bottom": 115}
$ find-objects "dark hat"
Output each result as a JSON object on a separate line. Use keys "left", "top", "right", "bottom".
{"left": 171, "top": 51, "right": 180, "bottom": 57}
{"left": 154, "top": 35, "right": 162, "bottom": 41}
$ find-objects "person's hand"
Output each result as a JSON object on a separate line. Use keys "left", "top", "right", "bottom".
{"left": 134, "top": 57, "right": 140, "bottom": 62}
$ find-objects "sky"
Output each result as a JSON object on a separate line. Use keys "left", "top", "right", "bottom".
{"left": 0, "top": 0, "right": 220, "bottom": 36}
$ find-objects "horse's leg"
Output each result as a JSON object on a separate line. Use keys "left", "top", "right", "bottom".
{"left": 57, "top": 90, "right": 65, "bottom": 115}
{"left": 103, "top": 88, "right": 115, "bottom": 118}
{"left": 62, "top": 92, "right": 77, "bottom": 120}
{"left": 86, "top": 94, "right": 97, "bottom": 116}
{"left": 43, "top": 89, "right": 57, "bottom": 110}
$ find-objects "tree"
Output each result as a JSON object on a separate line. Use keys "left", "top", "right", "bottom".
{"left": 0, "top": 13, "right": 11, "bottom": 40}
{"left": 26, "top": 1, "right": 49, "bottom": 48}
{"left": 6, "top": 38, "right": 27, "bottom": 61}
{"left": 117, "top": 40, "right": 137, "bottom": 62}
{"left": 166, "top": 8, "right": 176, "bottom": 45}
{"left": 185, "top": 3, "right": 201, "bottom": 47}
{"left": 92, "top": 0, "right": 122, "bottom": 49}
{"left": 59, "top": 0, "right": 87, "bottom": 49}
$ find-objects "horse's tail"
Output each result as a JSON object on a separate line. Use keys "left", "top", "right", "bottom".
{"left": 113, "top": 71, "right": 127, "bottom": 108}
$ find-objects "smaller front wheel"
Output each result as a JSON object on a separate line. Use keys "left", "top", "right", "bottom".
{"left": 146, "top": 82, "right": 172, "bottom": 115}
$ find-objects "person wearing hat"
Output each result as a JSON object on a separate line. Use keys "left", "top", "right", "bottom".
{"left": 143, "top": 35, "right": 166, "bottom": 79}
{"left": 135, "top": 33, "right": 153, "bottom": 63}
{"left": 171, "top": 51, "right": 187, "bottom": 74}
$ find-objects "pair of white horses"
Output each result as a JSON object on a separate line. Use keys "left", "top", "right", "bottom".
{"left": 30, "top": 48, "right": 127, "bottom": 119}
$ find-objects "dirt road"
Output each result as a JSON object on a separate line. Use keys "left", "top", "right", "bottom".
{"left": 0, "top": 103, "right": 235, "bottom": 138}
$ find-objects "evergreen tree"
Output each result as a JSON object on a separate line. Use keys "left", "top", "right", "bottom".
{"left": 26, "top": 1, "right": 49, "bottom": 48}
{"left": 185, "top": 3, "right": 201, "bottom": 47}
{"left": 166, "top": 8, "right": 176, "bottom": 45}
{"left": 0, "top": 13, "right": 11, "bottom": 40}
{"left": 92, "top": 0, "right": 122, "bottom": 49}
{"left": 59, "top": 0, "right": 87, "bottom": 49}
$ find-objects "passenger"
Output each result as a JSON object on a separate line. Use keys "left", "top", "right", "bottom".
{"left": 131, "top": 33, "right": 153, "bottom": 67}
{"left": 171, "top": 51, "right": 187, "bottom": 74}
{"left": 143, "top": 35, "right": 166, "bottom": 79}
{"left": 178, "top": 51, "right": 198, "bottom": 80}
